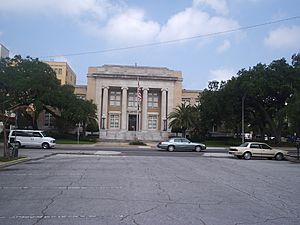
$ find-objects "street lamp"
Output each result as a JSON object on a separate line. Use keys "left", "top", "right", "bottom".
{"left": 163, "top": 118, "right": 167, "bottom": 131}
{"left": 76, "top": 122, "right": 82, "bottom": 144}
{"left": 242, "top": 94, "right": 246, "bottom": 143}
{"left": 101, "top": 114, "right": 106, "bottom": 129}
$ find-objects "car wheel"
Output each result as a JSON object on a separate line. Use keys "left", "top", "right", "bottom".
{"left": 195, "top": 146, "right": 202, "bottom": 152}
{"left": 243, "top": 152, "right": 252, "bottom": 160}
{"left": 42, "top": 142, "right": 50, "bottom": 149}
{"left": 16, "top": 141, "right": 21, "bottom": 148}
{"left": 167, "top": 145, "right": 175, "bottom": 152}
{"left": 275, "top": 153, "right": 284, "bottom": 161}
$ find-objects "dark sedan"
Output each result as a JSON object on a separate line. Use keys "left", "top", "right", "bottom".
{"left": 157, "top": 137, "right": 206, "bottom": 152}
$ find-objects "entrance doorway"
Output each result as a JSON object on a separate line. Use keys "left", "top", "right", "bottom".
{"left": 128, "top": 115, "right": 137, "bottom": 131}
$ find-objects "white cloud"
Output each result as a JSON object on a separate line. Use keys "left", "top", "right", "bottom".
{"left": 1, "top": 0, "right": 240, "bottom": 49}
{"left": 217, "top": 39, "right": 230, "bottom": 53}
{"left": 101, "top": 9, "right": 160, "bottom": 45}
{"left": 158, "top": 7, "right": 239, "bottom": 42}
{"left": 264, "top": 26, "right": 300, "bottom": 50}
{"left": 193, "top": 0, "right": 229, "bottom": 15}
{"left": 209, "top": 68, "right": 236, "bottom": 81}
{"left": 0, "top": 0, "right": 113, "bottom": 19}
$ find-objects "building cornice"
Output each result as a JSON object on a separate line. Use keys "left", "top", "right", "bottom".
{"left": 87, "top": 73, "right": 183, "bottom": 82}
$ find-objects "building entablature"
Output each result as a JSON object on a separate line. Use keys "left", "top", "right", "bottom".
{"left": 87, "top": 73, "right": 182, "bottom": 82}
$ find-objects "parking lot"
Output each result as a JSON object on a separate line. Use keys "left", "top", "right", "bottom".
{"left": 0, "top": 153, "right": 299, "bottom": 225}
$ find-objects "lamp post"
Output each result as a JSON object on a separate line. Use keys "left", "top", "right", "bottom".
{"left": 163, "top": 118, "right": 167, "bottom": 131}
{"left": 76, "top": 122, "right": 82, "bottom": 144}
{"left": 242, "top": 95, "right": 246, "bottom": 144}
{"left": 101, "top": 114, "right": 106, "bottom": 129}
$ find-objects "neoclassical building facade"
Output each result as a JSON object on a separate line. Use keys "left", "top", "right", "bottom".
{"left": 85, "top": 65, "right": 183, "bottom": 140}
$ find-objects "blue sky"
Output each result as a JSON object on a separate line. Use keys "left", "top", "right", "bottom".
{"left": 0, "top": 0, "right": 300, "bottom": 89}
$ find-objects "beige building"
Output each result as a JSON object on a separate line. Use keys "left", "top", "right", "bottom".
{"left": 182, "top": 89, "right": 202, "bottom": 105}
{"left": 44, "top": 61, "right": 77, "bottom": 86}
{"left": 78, "top": 65, "right": 183, "bottom": 140}
{"left": 0, "top": 44, "right": 9, "bottom": 58}
{"left": 39, "top": 61, "right": 77, "bottom": 129}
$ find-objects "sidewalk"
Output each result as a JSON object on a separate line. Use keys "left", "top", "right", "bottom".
{"left": 0, "top": 141, "right": 157, "bottom": 168}
{"left": 1, "top": 142, "right": 299, "bottom": 168}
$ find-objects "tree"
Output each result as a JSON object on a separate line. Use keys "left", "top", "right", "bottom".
{"left": 0, "top": 56, "right": 98, "bottom": 158}
{"left": 197, "top": 54, "right": 300, "bottom": 143}
{"left": 168, "top": 103, "right": 194, "bottom": 138}
{"left": 0, "top": 55, "right": 61, "bottom": 128}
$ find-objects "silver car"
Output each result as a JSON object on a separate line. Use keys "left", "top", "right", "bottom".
{"left": 157, "top": 137, "right": 206, "bottom": 152}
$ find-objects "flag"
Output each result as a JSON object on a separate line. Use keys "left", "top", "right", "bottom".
{"left": 137, "top": 78, "right": 142, "bottom": 103}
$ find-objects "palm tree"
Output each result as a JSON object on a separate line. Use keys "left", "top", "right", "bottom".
{"left": 168, "top": 103, "right": 194, "bottom": 137}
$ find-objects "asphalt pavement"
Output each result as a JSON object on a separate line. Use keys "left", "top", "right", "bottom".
{"left": 0, "top": 151, "right": 300, "bottom": 225}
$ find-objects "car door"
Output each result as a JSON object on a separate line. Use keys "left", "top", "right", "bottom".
{"left": 173, "top": 138, "right": 183, "bottom": 150}
{"left": 180, "top": 138, "right": 191, "bottom": 151}
{"left": 33, "top": 131, "right": 43, "bottom": 147}
{"left": 18, "top": 131, "right": 32, "bottom": 146}
{"left": 260, "top": 144, "right": 274, "bottom": 158}
{"left": 249, "top": 143, "right": 262, "bottom": 157}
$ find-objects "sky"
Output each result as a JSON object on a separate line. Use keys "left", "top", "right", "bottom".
{"left": 0, "top": 0, "right": 300, "bottom": 90}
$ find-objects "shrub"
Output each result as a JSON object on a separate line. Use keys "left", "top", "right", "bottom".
{"left": 129, "top": 140, "right": 147, "bottom": 146}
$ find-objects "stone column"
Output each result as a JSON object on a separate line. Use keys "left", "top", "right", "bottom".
{"left": 96, "top": 81, "right": 102, "bottom": 129}
{"left": 121, "top": 87, "right": 128, "bottom": 130}
{"left": 161, "top": 88, "right": 167, "bottom": 131}
{"left": 102, "top": 86, "right": 109, "bottom": 129}
{"left": 142, "top": 88, "right": 149, "bottom": 131}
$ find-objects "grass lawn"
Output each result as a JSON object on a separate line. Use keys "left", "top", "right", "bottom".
{"left": 0, "top": 156, "right": 26, "bottom": 162}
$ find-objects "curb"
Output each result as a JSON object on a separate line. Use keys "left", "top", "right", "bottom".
{"left": 286, "top": 156, "right": 300, "bottom": 163}
{"left": 0, "top": 157, "right": 30, "bottom": 168}
{"left": 0, "top": 153, "right": 57, "bottom": 169}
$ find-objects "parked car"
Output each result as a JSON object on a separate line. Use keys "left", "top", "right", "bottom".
{"left": 157, "top": 137, "right": 206, "bottom": 152}
{"left": 8, "top": 129, "right": 56, "bottom": 149}
{"left": 229, "top": 142, "right": 288, "bottom": 160}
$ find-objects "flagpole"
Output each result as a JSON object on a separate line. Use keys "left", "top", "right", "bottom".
{"left": 136, "top": 76, "right": 139, "bottom": 139}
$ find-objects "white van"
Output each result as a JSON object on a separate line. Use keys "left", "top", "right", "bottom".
{"left": 8, "top": 130, "right": 56, "bottom": 149}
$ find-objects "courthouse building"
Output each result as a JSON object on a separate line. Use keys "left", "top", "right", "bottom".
{"left": 81, "top": 64, "right": 186, "bottom": 140}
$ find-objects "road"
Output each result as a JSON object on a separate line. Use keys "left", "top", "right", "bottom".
{"left": 0, "top": 147, "right": 300, "bottom": 225}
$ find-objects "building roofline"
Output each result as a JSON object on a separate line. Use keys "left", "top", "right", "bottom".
{"left": 87, "top": 73, "right": 183, "bottom": 82}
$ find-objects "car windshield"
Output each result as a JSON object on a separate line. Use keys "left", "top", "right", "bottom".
{"left": 240, "top": 142, "right": 249, "bottom": 147}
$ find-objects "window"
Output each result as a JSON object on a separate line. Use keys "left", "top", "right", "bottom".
{"left": 128, "top": 92, "right": 138, "bottom": 107}
{"left": 110, "top": 91, "right": 121, "bottom": 106}
{"left": 261, "top": 144, "right": 271, "bottom": 149}
{"left": 33, "top": 132, "right": 42, "bottom": 137}
{"left": 58, "top": 68, "right": 62, "bottom": 74}
{"left": 182, "top": 98, "right": 190, "bottom": 105}
{"left": 148, "top": 92, "right": 158, "bottom": 108}
{"left": 45, "top": 112, "right": 55, "bottom": 127}
{"left": 181, "top": 138, "right": 189, "bottom": 143}
{"left": 250, "top": 144, "right": 260, "bottom": 149}
{"left": 148, "top": 115, "right": 157, "bottom": 129}
{"left": 110, "top": 114, "right": 120, "bottom": 129}
{"left": 12, "top": 131, "right": 30, "bottom": 137}
{"left": 174, "top": 138, "right": 181, "bottom": 143}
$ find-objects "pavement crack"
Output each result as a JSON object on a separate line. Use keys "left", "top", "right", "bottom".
{"left": 32, "top": 166, "right": 87, "bottom": 225}
{"left": 120, "top": 205, "right": 160, "bottom": 224}
{"left": 32, "top": 190, "right": 64, "bottom": 225}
